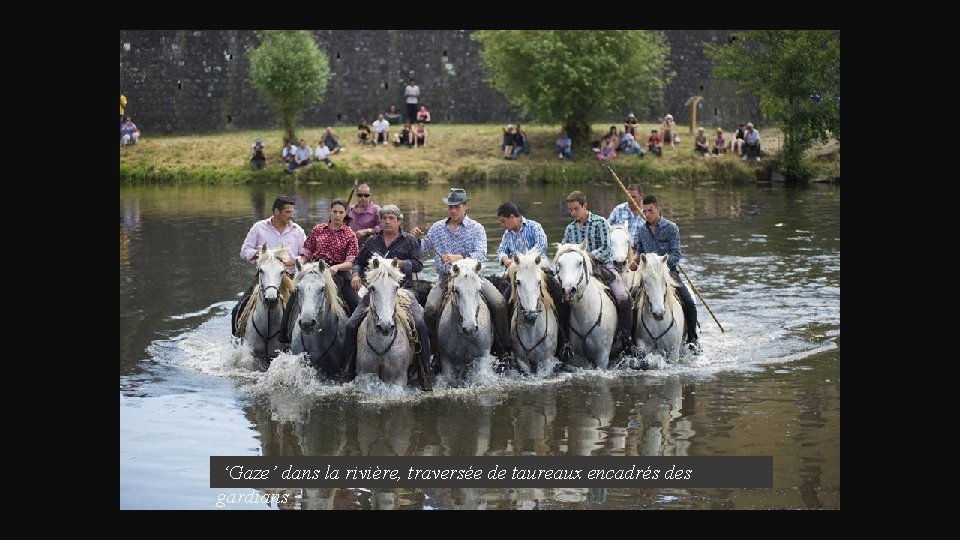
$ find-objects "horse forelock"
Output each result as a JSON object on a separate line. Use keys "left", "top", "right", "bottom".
{"left": 365, "top": 254, "right": 404, "bottom": 284}
{"left": 641, "top": 254, "right": 677, "bottom": 294}
{"left": 447, "top": 259, "right": 483, "bottom": 294}
{"left": 609, "top": 224, "right": 634, "bottom": 262}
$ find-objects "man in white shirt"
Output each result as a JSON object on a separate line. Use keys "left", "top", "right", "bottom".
{"left": 314, "top": 143, "right": 335, "bottom": 168}
{"left": 404, "top": 78, "right": 421, "bottom": 124}
{"left": 372, "top": 114, "right": 391, "bottom": 145}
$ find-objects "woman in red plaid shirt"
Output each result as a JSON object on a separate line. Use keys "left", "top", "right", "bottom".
{"left": 299, "top": 199, "right": 361, "bottom": 313}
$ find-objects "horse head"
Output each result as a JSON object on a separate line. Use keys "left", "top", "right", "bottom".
{"left": 609, "top": 224, "right": 634, "bottom": 272}
{"left": 555, "top": 242, "right": 593, "bottom": 303}
{"left": 257, "top": 243, "right": 289, "bottom": 306}
{"left": 449, "top": 259, "right": 485, "bottom": 335}
{"left": 293, "top": 260, "right": 341, "bottom": 333}
{"left": 638, "top": 253, "right": 675, "bottom": 321}
{"left": 510, "top": 250, "right": 547, "bottom": 324}
{"left": 365, "top": 254, "right": 403, "bottom": 335}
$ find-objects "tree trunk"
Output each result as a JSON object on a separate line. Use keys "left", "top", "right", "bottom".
{"left": 563, "top": 119, "right": 591, "bottom": 149}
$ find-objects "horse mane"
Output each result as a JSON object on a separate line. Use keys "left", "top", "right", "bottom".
{"left": 294, "top": 262, "right": 347, "bottom": 320}
{"left": 507, "top": 249, "right": 555, "bottom": 315}
{"left": 236, "top": 273, "right": 293, "bottom": 338}
{"left": 395, "top": 288, "right": 415, "bottom": 337}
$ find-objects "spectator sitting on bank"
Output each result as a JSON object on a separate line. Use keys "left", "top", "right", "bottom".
{"left": 732, "top": 123, "right": 746, "bottom": 156}
{"left": 415, "top": 121, "right": 428, "bottom": 147}
{"left": 289, "top": 139, "right": 312, "bottom": 170}
{"left": 416, "top": 105, "right": 431, "bottom": 123}
{"left": 694, "top": 127, "right": 710, "bottom": 156}
{"left": 372, "top": 114, "right": 391, "bottom": 145}
{"left": 712, "top": 128, "right": 727, "bottom": 155}
{"left": 606, "top": 126, "right": 622, "bottom": 152}
{"left": 621, "top": 130, "right": 645, "bottom": 157}
{"left": 742, "top": 122, "right": 761, "bottom": 161}
{"left": 281, "top": 139, "right": 294, "bottom": 165}
{"left": 357, "top": 117, "right": 372, "bottom": 145}
{"left": 502, "top": 125, "right": 516, "bottom": 159}
{"left": 647, "top": 129, "right": 663, "bottom": 157}
{"left": 384, "top": 104, "right": 402, "bottom": 125}
{"left": 515, "top": 124, "right": 531, "bottom": 155}
{"left": 250, "top": 137, "right": 267, "bottom": 170}
{"left": 315, "top": 142, "right": 336, "bottom": 168}
{"left": 394, "top": 119, "right": 415, "bottom": 147}
{"left": 595, "top": 133, "right": 618, "bottom": 160}
{"left": 120, "top": 116, "right": 141, "bottom": 146}
{"left": 323, "top": 127, "right": 342, "bottom": 154}
{"left": 557, "top": 130, "right": 574, "bottom": 160}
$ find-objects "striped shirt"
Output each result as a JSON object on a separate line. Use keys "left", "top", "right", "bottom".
{"left": 562, "top": 212, "right": 613, "bottom": 264}
{"left": 607, "top": 202, "right": 645, "bottom": 242}
{"left": 635, "top": 216, "right": 682, "bottom": 271}
{"left": 497, "top": 217, "right": 548, "bottom": 264}
{"left": 420, "top": 215, "right": 487, "bottom": 275}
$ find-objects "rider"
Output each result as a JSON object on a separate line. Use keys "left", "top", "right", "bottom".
{"left": 630, "top": 195, "right": 700, "bottom": 352}
{"left": 412, "top": 188, "right": 512, "bottom": 363}
{"left": 233, "top": 195, "right": 305, "bottom": 336}
{"left": 496, "top": 202, "right": 566, "bottom": 354}
{"left": 607, "top": 183, "right": 645, "bottom": 243}
{"left": 341, "top": 204, "right": 433, "bottom": 390}
{"left": 299, "top": 199, "right": 360, "bottom": 315}
{"left": 561, "top": 191, "right": 636, "bottom": 355}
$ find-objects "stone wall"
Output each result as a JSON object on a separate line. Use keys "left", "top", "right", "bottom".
{"left": 119, "top": 30, "right": 759, "bottom": 134}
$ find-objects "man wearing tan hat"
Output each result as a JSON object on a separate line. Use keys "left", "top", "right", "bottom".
{"left": 412, "top": 188, "right": 512, "bottom": 362}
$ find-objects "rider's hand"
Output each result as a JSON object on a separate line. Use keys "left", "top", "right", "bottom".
{"left": 351, "top": 275, "right": 362, "bottom": 291}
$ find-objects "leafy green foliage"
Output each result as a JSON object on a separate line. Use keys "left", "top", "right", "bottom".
{"left": 705, "top": 31, "right": 840, "bottom": 180}
{"left": 248, "top": 30, "right": 332, "bottom": 143}
{"left": 472, "top": 31, "right": 673, "bottom": 143}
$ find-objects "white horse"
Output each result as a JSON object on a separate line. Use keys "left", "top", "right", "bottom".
{"left": 508, "top": 250, "right": 558, "bottom": 375}
{"left": 634, "top": 253, "right": 685, "bottom": 364}
{"left": 241, "top": 244, "right": 293, "bottom": 365}
{"left": 610, "top": 224, "right": 642, "bottom": 301}
{"left": 284, "top": 260, "right": 349, "bottom": 378}
{"left": 554, "top": 243, "right": 618, "bottom": 369}
{"left": 437, "top": 259, "right": 493, "bottom": 384}
{"left": 356, "top": 255, "right": 417, "bottom": 386}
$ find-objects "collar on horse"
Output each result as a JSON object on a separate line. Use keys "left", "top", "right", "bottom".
{"left": 639, "top": 288, "right": 676, "bottom": 346}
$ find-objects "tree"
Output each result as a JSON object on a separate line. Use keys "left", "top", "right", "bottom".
{"left": 705, "top": 31, "right": 840, "bottom": 180}
{"left": 248, "top": 30, "right": 332, "bottom": 143}
{"left": 472, "top": 31, "right": 672, "bottom": 144}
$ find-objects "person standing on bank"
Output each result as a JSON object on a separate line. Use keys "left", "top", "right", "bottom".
{"left": 347, "top": 183, "right": 381, "bottom": 247}
{"left": 404, "top": 78, "right": 421, "bottom": 126}
{"left": 341, "top": 204, "right": 433, "bottom": 390}
{"left": 629, "top": 195, "right": 700, "bottom": 352}
{"left": 561, "top": 191, "right": 636, "bottom": 354}
{"left": 233, "top": 195, "right": 306, "bottom": 336}
{"left": 412, "top": 188, "right": 512, "bottom": 361}
{"left": 299, "top": 199, "right": 361, "bottom": 314}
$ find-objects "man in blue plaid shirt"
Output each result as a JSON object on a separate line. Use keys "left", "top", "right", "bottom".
{"left": 607, "top": 183, "right": 645, "bottom": 240}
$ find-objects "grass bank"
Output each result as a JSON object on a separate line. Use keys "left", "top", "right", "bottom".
{"left": 119, "top": 123, "right": 839, "bottom": 185}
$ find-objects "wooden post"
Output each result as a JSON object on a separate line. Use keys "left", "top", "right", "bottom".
{"left": 685, "top": 95, "right": 703, "bottom": 134}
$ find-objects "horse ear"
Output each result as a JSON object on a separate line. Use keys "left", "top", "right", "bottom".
{"left": 392, "top": 258, "right": 401, "bottom": 268}
{"left": 579, "top": 240, "right": 588, "bottom": 252}
{"left": 317, "top": 259, "right": 327, "bottom": 271}
{"left": 372, "top": 257, "right": 380, "bottom": 269}
{"left": 534, "top": 254, "right": 541, "bottom": 266}
{"left": 660, "top": 254, "right": 668, "bottom": 265}
{"left": 475, "top": 260, "right": 482, "bottom": 273}
{"left": 512, "top": 253, "right": 520, "bottom": 265}
{"left": 640, "top": 253, "right": 647, "bottom": 264}
{"left": 260, "top": 242, "right": 268, "bottom": 254}
{"left": 452, "top": 264, "right": 460, "bottom": 275}
{"left": 296, "top": 258, "right": 302, "bottom": 272}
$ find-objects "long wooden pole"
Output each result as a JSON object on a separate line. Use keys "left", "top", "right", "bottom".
{"left": 603, "top": 164, "right": 725, "bottom": 333}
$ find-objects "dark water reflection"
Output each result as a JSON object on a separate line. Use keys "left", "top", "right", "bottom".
{"left": 120, "top": 182, "right": 839, "bottom": 509}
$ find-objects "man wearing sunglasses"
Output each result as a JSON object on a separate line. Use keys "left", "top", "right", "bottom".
{"left": 347, "top": 183, "right": 381, "bottom": 247}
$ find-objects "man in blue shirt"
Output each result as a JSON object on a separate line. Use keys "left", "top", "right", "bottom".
{"left": 630, "top": 195, "right": 700, "bottom": 350}
{"left": 607, "top": 183, "right": 645, "bottom": 241}
{"left": 413, "top": 188, "right": 511, "bottom": 361}
{"left": 561, "top": 191, "right": 636, "bottom": 355}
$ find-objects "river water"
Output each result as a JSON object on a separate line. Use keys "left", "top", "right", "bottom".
{"left": 119, "top": 181, "right": 840, "bottom": 510}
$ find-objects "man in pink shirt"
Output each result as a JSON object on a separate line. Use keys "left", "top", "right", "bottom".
{"left": 232, "top": 195, "right": 306, "bottom": 337}
{"left": 347, "top": 183, "right": 381, "bottom": 247}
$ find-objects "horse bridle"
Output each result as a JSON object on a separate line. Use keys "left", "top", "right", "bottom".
{"left": 453, "top": 286, "right": 482, "bottom": 333}
{"left": 365, "top": 281, "right": 400, "bottom": 356}
{"left": 640, "top": 282, "right": 676, "bottom": 346}
{"left": 556, "top": 252, "right": 587, "bottom": 303}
